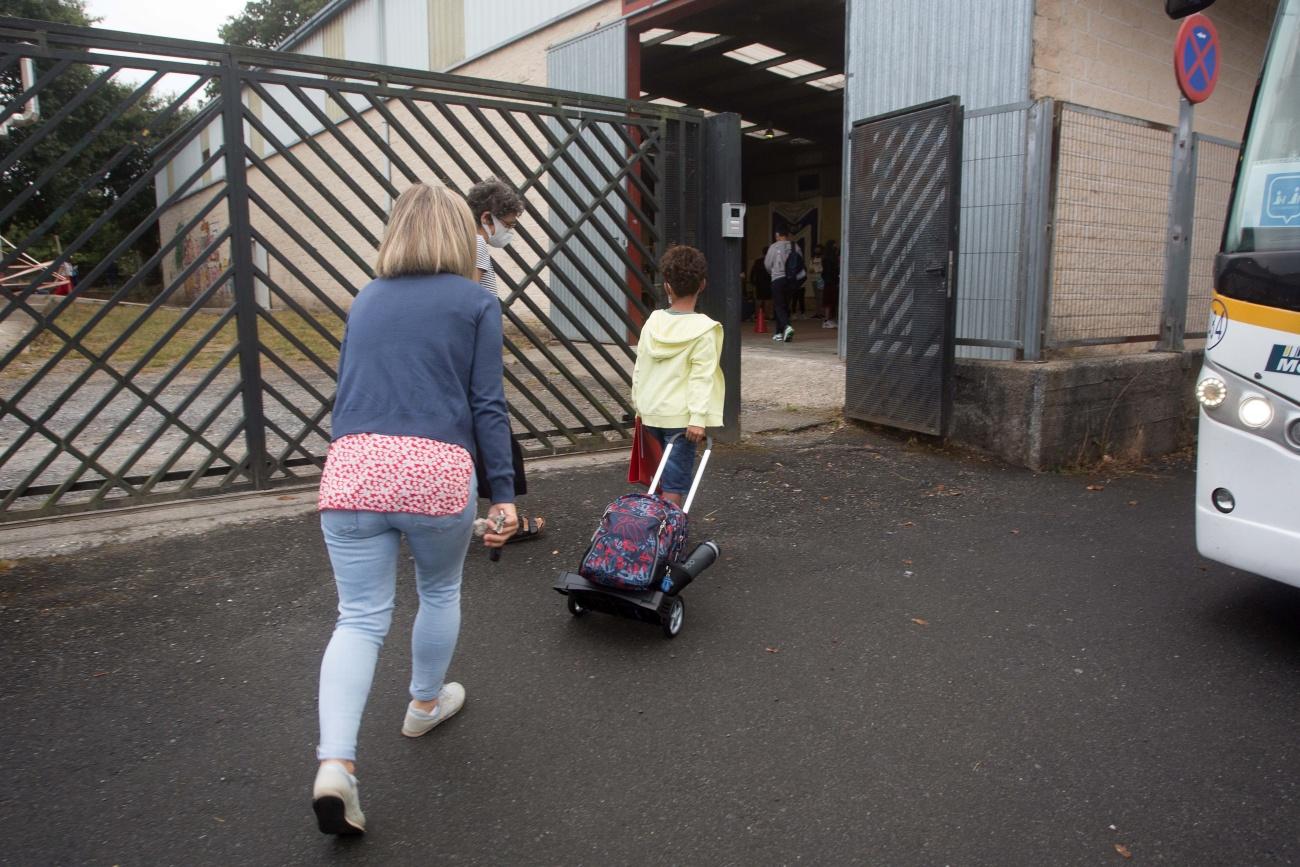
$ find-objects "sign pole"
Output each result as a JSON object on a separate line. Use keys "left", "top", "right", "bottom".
{"left": 1159, "top": 96, "right": 1197, "bottom": 352}
{"left": 1161, "top": 10, "right": 1218, "bottom": 353}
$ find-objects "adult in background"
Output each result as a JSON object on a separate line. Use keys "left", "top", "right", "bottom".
{"left": 465, "top": 177, "right": 545, "bottom": 542}
{"left": 822, "top": 239, "right": 840, "bottom": 329}
{"left": 748, "top": 254, "right": 771, "bottom": 325}
{"left": 810, "top": 244, "right": 825, "bottom": 321}
{"left": 765, "top": 229, "right": 795, "bottom": 343}
{"left": 311, "top": 182, "right": 518, "bottom": 836}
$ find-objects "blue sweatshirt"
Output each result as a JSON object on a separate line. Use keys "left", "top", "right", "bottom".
{"left": 331, "top": 273, "right": 516, "bottom": 504}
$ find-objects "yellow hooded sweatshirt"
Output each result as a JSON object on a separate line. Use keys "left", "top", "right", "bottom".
{"left": 631, "top": 309, "right": 725, "bottom": 428}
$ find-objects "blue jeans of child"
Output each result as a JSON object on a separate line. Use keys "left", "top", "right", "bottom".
{"left": 645, "top": 425, "right": 697, "bottom": 496}
{"left": 316, "top": 484, "right": 476, "bottom": 762}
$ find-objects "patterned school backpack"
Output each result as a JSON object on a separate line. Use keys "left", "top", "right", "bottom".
{"left": 578, "top": 493, "right": 689, "bottom": 591}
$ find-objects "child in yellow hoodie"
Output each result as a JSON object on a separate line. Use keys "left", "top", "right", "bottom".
{"left": 631, "top": 245, "right": 725, "bottom": 507}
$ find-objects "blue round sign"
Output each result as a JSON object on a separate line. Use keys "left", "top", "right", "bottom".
{"left": 1174, "top": 13, "right": 1220, "bottom": 104}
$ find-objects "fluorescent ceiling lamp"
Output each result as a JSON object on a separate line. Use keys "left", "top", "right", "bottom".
{"left": 662, "top": 31, "right": 720, "bottom": 47}
{"left": 739, "top": 119, "right": 756, "bottom": 129}
{"left": 807, "top": 73, "right": 846, "bottom": 91}
{"left": 745, "top": 127, "right": 786, "bottom": 139}
{"left": 724, "top": 43, "right": 785, "bottom": 65}
{"left": 649, "top": 96, "right": 688, "bottom": 107}
{"left": 768, "top": 59, "right": 826, "bottom": 79}
{"left": 639, "top": 28, "right": 674, "bottom": 42}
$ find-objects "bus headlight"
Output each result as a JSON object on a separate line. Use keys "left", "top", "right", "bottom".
{"left": 1238, "top": 396, "right": 1274, "bottom": 428}
{"left": 1195, "top": 376, "right": 1227, "bottom": 408}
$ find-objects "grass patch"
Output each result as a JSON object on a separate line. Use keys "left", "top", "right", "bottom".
{"left": 19, "top": 301, "right": 345, "bottom": 373}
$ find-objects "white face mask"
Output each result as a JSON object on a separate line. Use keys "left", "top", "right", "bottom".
{"left": 484, "top": 215, "right": 516, "bottom": 249}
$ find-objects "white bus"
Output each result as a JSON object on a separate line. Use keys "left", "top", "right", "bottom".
{"left": 1194, "top": 0, "right": 1300, "bottom": 587}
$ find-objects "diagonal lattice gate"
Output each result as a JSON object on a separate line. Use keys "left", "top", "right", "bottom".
{"left": 0, "top": 18, "right": 703, "bottom": 520}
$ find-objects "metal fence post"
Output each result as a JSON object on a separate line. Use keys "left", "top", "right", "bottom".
{"left": 699, "top": 113, "right": 743, "bottom": 442}
{"left": 1158, "top": 97, "right": 1198, "bottom": 352}
{"left": 1020, "top": 97, "right": 1054, "bottom": 361}
{"left": 221, "top": 56, "right": 271, "bottom": 487}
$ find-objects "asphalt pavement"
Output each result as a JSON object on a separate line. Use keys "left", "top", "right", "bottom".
{"left": 2, "top": 425, "right": 1298, "bottom": 866}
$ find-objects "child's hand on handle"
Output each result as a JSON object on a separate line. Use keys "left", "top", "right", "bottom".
{"left": 484, "top": 503, "right": 518, "bottom": 549}
{"left": 685, "top": 425, "right": 706, "bottom": 444}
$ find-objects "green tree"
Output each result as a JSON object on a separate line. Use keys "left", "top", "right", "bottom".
{"left": 0, "top": 0, "right": 92, "bottom": 26}
{"left": 218, "top": 0, "right": 330, "bottom": 50}
{"left": 1, "top": 0, "right": 195, "bottom": 287}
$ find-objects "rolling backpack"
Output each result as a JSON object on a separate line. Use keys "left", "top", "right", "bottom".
{"left": 578, "top": 493, "right": 689, "bottom": 591}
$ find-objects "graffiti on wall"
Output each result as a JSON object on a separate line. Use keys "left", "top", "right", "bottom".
{"left": 172, "top": 218, "right": 232, "bottom": 306}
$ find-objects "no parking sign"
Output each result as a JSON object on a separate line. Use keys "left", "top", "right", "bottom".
{"left": 1174, "top": 13, "right": 1219, "bottom": 103}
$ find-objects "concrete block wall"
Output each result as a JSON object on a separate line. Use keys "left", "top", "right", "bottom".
{"left": 447, "top": 0, "right": 621, "bottom": 85}
{"left": 951, "top": 351, "right": 1202, "bottom": 470}
{"left": 1032, "top": 0, "right": 1276, "bottom": 142}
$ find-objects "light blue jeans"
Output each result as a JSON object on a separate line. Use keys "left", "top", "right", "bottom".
{"left": 316, "top": 487, "right": 476, "bottom": 762}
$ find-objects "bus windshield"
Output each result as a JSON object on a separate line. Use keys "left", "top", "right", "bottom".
{"left": 1222, "top": 0, "right": 1300, "bottom": 257}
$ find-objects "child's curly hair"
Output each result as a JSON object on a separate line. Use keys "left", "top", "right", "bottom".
{"left": 660, "top": 245, "right": 708, "bottom": 298}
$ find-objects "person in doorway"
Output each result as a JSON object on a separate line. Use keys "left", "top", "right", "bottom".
{"left": 631, "top": 245, "right": 725, "bottom": 508}
{"left": 312, "top": 182, "right": 518, "bottom": 835}
{"left": 765, "top": 229, "right": 795, "bottom": 342}
{"left": 791, "top": 260, "right": 808, "bottom": 320}
{"left": 748, "top": 254, "right": 771, "bottom": 324}
{"left": 822, "top": 239, "right": 840, "bottom": 328}
{"left": 810, "top": 244, "right": 825, "bottom": 321}
{"left": 465, "top": 177, "right": 545, "bottom": 543}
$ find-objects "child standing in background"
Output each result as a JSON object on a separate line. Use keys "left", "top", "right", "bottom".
{"left": 631, "top": 245, "right": 725, "bottom": 507}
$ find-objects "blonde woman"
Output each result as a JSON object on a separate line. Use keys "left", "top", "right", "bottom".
{"left": 311, "top": 183, "right": 518, "bottom": 836}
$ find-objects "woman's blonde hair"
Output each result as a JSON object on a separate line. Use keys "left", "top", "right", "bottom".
{"left": 375, "top": 182, "right": 477, "bottom": 279}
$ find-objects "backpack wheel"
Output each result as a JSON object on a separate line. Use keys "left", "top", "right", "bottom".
{"left": 566, "top": 595, "right": 587, "bottom": 617}
{"left": 662, "top": 596, "right": 685, "bottom": 638}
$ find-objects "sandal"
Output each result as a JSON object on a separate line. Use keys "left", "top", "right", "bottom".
{"left": 506, "top": 515, "right": 545, "bottom": 544}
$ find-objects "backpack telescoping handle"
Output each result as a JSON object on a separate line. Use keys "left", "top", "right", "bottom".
{"left": 648, "top": 433, "right": 713, "bottom": 514}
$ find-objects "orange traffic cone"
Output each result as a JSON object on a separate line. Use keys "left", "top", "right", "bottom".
{"left": 755, "top": 305, "right": 768, "bottom": 334}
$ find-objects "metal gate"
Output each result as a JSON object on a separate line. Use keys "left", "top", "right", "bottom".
{"left": 844, "top": 98, "right": 962, "bottom": 436}
{"left": 0, "top": 18, "right": 703, "bottom": 519}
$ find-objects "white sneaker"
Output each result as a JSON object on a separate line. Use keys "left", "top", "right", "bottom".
{"left": 312, "top": 762, "right": 366, "bottom": 835}
{"left": 771, "top": 331, "right": 783, "bottom": 341}
{"left": 401, "top": 682, "right": 466, "bottom": 738}
{"left": 821, "top": 319, "right": 832, "bottom": 329}
{"left": 826, "top": 320, "right": 838, "bottom": 328}
{"left": 783, "top": 325, "right": 794, "bottom": 342}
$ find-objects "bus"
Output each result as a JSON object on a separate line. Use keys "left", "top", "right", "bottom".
{"left": 1194, "top": 0, "right": 1300, "bottom": 587}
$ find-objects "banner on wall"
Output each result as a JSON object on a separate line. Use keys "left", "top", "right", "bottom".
{"left": 771, "top": 199, "right": 820, "bottom": 256}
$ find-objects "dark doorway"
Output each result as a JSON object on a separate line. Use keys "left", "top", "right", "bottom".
{"left": 631, "top": 0, "right": 847, "bottom": 349}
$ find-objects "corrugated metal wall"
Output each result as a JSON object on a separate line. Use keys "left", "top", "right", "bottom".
{"left": 428, "top": 0, "right": 465, "bottom": 70}
{"left": 845, "top": 0, "right": 1034, "bottom": 120}
{"left": 546, "top": 21, "right": 628, "bottom": 342}
{"left": 957, "top": 103, "right": 1032, "bottom": 360}
{"left": 384, "top": 0, "right": 429, "bottom": 69}
{"left": 842, "top": 0, "right": 1035, "bottom": 359}
{"left": 468, "top": 0, "right": 592, "bottom": 57}
{"left": 339, "top": 0, "right": 381, "bottom": 64}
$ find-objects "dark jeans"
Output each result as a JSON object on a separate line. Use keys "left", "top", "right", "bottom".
{"left": 825, "top": 273, "right": 839, "bottom": 319}
{"left": 770, "top": 278, "right": 792, "bottom": 333}
{"left": 644, "top": 426, "right": 697, "bottom": 496}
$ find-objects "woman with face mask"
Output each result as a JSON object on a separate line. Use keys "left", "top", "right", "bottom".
{"left": 464, "top": 178, "right": 544, "bottom": 543}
